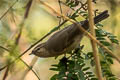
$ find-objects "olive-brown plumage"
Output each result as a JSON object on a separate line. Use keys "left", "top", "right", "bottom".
{"left": 30, "top": 10, "right": 109, "bottom": 58}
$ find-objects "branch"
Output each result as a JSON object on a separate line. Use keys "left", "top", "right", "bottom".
{"left": 87, "top": 0, "right": 103, "bottom": 80}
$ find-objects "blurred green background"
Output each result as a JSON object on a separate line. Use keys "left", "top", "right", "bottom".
{"left": 0, "top": 0, "right": 120, "bottom": 80}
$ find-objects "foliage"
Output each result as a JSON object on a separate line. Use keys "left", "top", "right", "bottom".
{"left": 50, "top": 46, "right": 98, "bottom": 80}
{"left": 50, "top": 0, "right": 119, "bottom": 80}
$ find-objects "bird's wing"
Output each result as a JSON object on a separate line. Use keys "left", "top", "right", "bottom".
{"left": 45, "top": 26, "right": 75, "bottom": 53}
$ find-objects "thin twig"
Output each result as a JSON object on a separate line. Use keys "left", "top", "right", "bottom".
{"left": 0, "top": 0, "right": 18, "bottom": 20}
{"left": 21, "top": 56, "right": 38, "bottom": 79}
{"left": 24, "top": 0, "right": 33, "bottom": 19}
{"left": 14, "top": 0, "right": 40, "bottom": 79}
{"left": 11, "top": 11, "right": 17, "bottom": 27}
{"left": 15, "top": 0, "right": 33, "bottom": 45}
{"left": 58, "top": 0, "right": 63, "bottom": 24}
{"left": 87, "top": 0, "right": 103, "bottom": 80}
{"left": 19, "top": 58, "right": 40, "bottom": 80}
{"left": 2, "top": 66, "right": 9, "bottom": 80}
{"left": 0, "top": 46, "right": 40, "bottom": 80}
{"left": 38, "top": 0, "right": 120, "bottom": 63}
{"left": 0, "top": 46, "right": 9, "bottom": 52}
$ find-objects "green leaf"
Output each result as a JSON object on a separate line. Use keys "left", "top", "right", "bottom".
{"left": 66, "top": 0, "right": 70, "bottom": 3}
{"left": 100, "top": 41, "right": 111, "bottom": 46}
{"left": 50, "top": 74, "right": 57, "bottom": 80}
{"left": 87, "top": 52, "right": 93, "bottom": 58}
{"left": 85, "top": 54, "right": 89, "bottom": 60}
{"left": 96, "top": 23, "right": 103, "bottom": 27}
{"left": 68, "top": 60, "right": 75, "bottom": 68}
{"left": 51, "top": 64, "right": 58, "bottom": 67}
{"left": 85, "top": 72, "right": 93, "bottom": 74}
{"left": 80, "top": 45, "right": 84, "bottom": 50}
{"left": 83, "top": 13, "right": 88, "bottom": 17}
{"left": 95, "top": 29, "right": 107, "bottom": 37}
{"left": 50, "top": 27, "right": 59, "bottom": 33}
{"left": 107, "top": 58, "right": 113, "bottom": 64}
{"left": 78, "top": 70, "right": 86, "bottom": 80}
{"left": 100, "top": 60, "right": 106, "bottom": 64}
{"left": 78, "top": 58, "right": 84, "bottom": 63}
{"left": 110, "top": 39, "right": 119, "bottom": 44}
{"left": 91, "top": 78, "right": 98, "bottom": 80}
{"left": 82, "top": 67, "right": 90, "bottom": 71}
{"left": 108, "top": 35, "right": 117, "bottom": 39}
{"left": 49, "top": 68, "right": 59, "bottom": 71}
{"left": 71, "top": 13, "right": 79, "bottom": 20}
{"left": 109, "top": 77, "right": 117, "bottom": 80}
{"left": 57, "top": 72, "right": 66, "bottom": 79}
{"left": 106, "top": 72, "right": 115, "bottom": 77}
{"left": 80, "top": 63, "right": 86, "bottom": 68}
{"left": 67, "top": 73, "right": 73, "bottom": 78}
{"left": 97, "top": 37, "right": 105, "bottom": 41}
{"left": 88, "top": 74, "right": 95, "bottom": 77}
{"left": 99, "top": 47, "right": 104, "bottom": 55}
{"left": 79, "top": 11, "right": 87, "bottom": 14}
{"left": 90, "top": 59, "right": 95, "bottom": 66}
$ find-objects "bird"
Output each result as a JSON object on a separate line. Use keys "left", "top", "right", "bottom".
{"left": 30, "top": 10, "right": 109, "bottom": 58}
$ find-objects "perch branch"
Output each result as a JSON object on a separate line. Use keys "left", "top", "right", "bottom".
{"left": 87, "top": 0, "right": 103, "bottom": 80}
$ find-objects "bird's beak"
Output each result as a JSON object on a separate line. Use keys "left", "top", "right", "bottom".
{"left": 29, "top": 51, "right": 33, "bottom": 55}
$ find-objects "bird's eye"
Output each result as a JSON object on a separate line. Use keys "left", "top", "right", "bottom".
{"left": 37, "top": 47, "right": 40, "bottom": 51}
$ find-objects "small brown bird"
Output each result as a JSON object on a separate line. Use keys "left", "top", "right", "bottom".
{"left": 30, "top": 10, "right": 109, "bottom": 58}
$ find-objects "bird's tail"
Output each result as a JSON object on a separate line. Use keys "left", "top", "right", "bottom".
{"left": 94, "top": 10, "right": 109, "bottom": 24}
{"left": 81, "top": 10, "right": 109, "bottom": 29}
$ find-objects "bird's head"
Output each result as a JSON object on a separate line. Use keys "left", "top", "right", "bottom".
{"left": 30, "top": 43, "right": 48, "bottom": 57}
